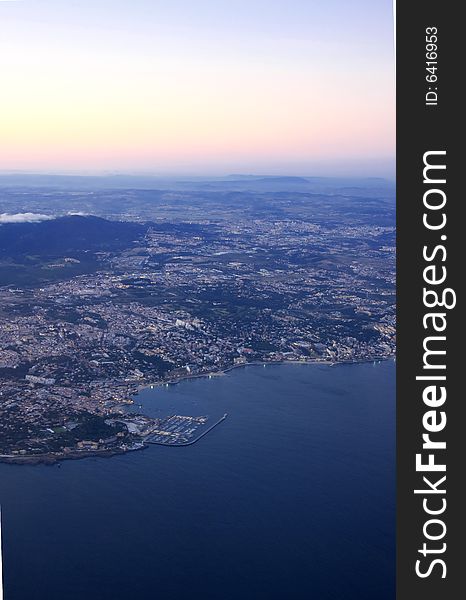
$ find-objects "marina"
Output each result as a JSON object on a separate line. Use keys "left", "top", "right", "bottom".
{"left": 145, "top": 413, "right": 228, "bottom": 446}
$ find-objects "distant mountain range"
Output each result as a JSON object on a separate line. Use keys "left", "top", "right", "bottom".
{"left": 0, "top": 173, "right": 394, "bottom": 194}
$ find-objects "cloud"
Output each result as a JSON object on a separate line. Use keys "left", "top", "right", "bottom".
{"left": 0, "top": 212, "right": 55, "bottom": 224}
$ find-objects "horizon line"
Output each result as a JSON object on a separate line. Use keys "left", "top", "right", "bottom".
{"left": 0, "top": 170, "right": 395, "bottom": 181}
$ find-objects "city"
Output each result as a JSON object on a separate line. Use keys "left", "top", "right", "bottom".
{"left": 0, "top": 179, "right": 395, "bottom": 462}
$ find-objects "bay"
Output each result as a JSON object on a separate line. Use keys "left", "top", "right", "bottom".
{"left": 0, "top": 361, "right": 395, "bottom": 600}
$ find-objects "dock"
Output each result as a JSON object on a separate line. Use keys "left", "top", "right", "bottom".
{"left": 145, "top": 413, "right": 227, "bottom": 447}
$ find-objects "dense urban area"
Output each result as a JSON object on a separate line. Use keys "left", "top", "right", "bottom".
{"left": 0, "top": 176, "right": 396, "bottom": 462}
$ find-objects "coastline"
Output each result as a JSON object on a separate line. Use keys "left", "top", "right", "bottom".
{"left": 136, "top": 355, "right": 394, "bottom": 393}
{"left": 0, "top": 443, "right": 147, "bottom": 466}
{"left": 1, "top": 355, "right": 394, "bottom": 466}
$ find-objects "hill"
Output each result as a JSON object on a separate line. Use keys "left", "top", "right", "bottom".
{"left": 0, "top": 215, "right": 147, "bottom": 258}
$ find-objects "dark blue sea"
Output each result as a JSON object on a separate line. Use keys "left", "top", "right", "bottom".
{"left": 0, "top": 361, "right": 395, "bottom": 600}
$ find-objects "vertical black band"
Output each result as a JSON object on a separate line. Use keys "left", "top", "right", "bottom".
{"left": 397, "top": 2, "right": 462, "bottom": 598}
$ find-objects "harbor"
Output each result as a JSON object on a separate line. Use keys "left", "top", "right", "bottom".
{"left": 145, "top": 413, "right": 228, "bottom": 447}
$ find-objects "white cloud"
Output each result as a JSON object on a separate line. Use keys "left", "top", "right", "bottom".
{"left": 0, "top": 213, "right": 55, "bottom": 224}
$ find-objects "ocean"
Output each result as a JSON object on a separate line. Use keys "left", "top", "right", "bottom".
{"left": 0, "top": 361, "right": 395, "bottom": 600}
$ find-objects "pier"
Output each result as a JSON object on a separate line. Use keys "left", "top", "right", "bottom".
{"left": 145, "top": 413, "right": 227, "bottom": 447}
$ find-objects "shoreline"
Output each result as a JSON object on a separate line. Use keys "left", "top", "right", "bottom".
{"left": 0, "top": 444, "right": 147, "bottom": 466}
{"left": 1, "top": 355, "right": 394, "bottom": 466}
{"left": 136, "top": 355, "right": 394, "bottom": 393}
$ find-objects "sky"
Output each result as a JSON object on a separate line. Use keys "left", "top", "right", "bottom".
{"left": 0, "top": 0, "right": 395, "bottom": 177}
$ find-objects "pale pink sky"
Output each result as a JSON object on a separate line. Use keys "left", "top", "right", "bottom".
{"left": 0, "top": 0, "right": 395, "bottom": 176}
